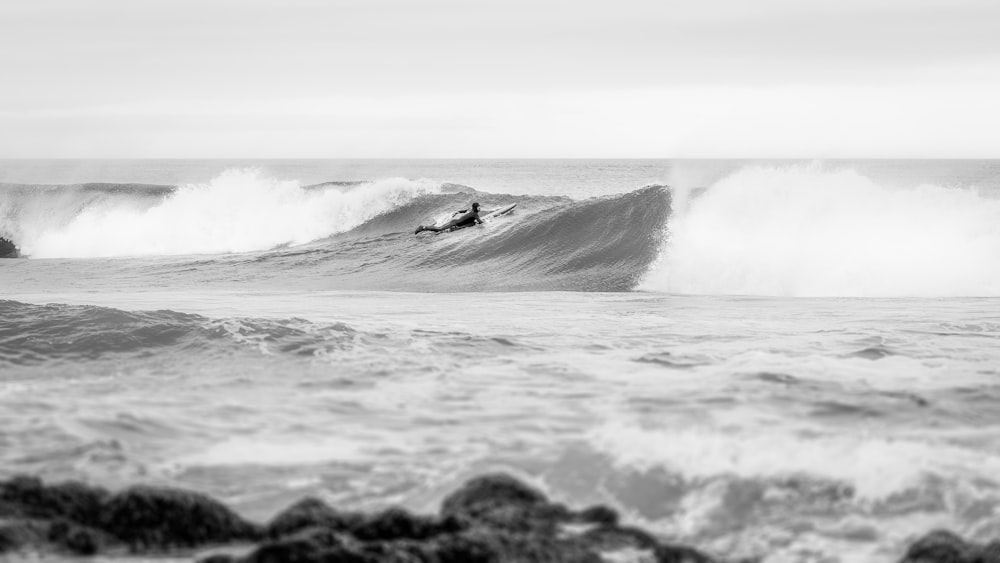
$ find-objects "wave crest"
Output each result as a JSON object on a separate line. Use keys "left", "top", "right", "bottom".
{"left": 641, "top": 165, "right": 1000, "bottom": 296}
{"left": 11, "top": 169, "right": 441, "bottom": 258}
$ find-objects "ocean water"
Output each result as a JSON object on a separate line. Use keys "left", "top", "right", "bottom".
{"left": 1, "top": 159, "right": 1000, "bottom": 562}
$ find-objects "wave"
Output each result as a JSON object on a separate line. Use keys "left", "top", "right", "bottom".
{"left": 407, "top": 186, "right": 671, "bottom": 290}
{"left": 5, "top": 164, "right": 1000, "bottom": 295}
{"left": 0, "top": 182, "right": 172, "bottom": 255}
{"left": 240, "top": 185, "right": 673, "bottom": 292}
{"left": 0, "top": 299, "right": 549, "bottom": 369}
{"left": 1, "top": 169, "right": 442, "bottom": 258}
{"left": 539, "top": 424, "right": 1000, "bottom": 561}
{"left": 0, "top": 165, "right": 673, "bottom": 291}
{"left": 0, "top": 300, "right": 361, "bottom": 366}
{"left": 641, "top": 164, "right": 1000, "bottom": 296}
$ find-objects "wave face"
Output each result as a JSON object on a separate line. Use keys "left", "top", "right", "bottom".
{"left": 641, "top": 165, "right": 1000, "bottom": 296}
{"left": 266, "top": 184, "right": 672, "bottom": 291}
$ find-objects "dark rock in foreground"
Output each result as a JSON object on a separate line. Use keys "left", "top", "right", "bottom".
{"left": 0, "top": 475, "right": 260, "bottom": 557}
{"left": 101, "top": 485, "right": 261, "bottom": 550}
{"left": 899, "top": 529, "right": 1000, "bottom": 563}
{"left": 0, "top": 472, "right": 987, "bottom": 562}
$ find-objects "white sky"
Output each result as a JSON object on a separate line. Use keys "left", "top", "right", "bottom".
{"left": 2, "top": 0, "right": 999, "bottom": 157}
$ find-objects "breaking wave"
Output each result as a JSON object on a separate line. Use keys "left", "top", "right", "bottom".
{"left": 641, "top": 164, "right": 1000, "bottom": 297}
{"left": 1, "top": 169, "right": 442, "bottom": 258}
{"left": 3, "top": 165, "right": 1000, "bottom": 295}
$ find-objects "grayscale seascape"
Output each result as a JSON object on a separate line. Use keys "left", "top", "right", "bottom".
{"left": 2, "top": 159, "right": 1000, "bottom": 562}
{"left": 2, "top": 2, "right": 1000, "bottom": 562}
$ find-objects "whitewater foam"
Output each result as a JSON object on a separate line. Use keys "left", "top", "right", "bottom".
{"left": 588, "top": 422, "right": 1000, "bottom": 502}
{"left": 25, "top": 169, "right": 441, "bottom": 258}
{"left": 183, "top": 435, "right": 368, "bottom": 466}
{"left": 642, "top": 165, "right": 1000, "bottom": 296}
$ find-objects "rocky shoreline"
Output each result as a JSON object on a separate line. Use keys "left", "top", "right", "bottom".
{"left": 0, "top": 472, "right": 992, "bottom": 562}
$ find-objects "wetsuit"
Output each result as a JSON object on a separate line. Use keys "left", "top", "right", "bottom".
{"left": 450, "top": 210, "right": 480, "bottom": 229}
{"left": 414, "top": 209, "right": 482, "bottom": 234}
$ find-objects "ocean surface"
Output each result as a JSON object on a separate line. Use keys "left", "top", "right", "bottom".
{"left": 2, "top": 159, "right": 1000, "bottom": 562}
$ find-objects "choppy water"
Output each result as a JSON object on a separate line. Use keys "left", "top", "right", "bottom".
{"left": 1, "top": 159, "right": 1000, "bottom": 562}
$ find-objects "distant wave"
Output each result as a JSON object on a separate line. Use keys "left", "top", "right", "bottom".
{"left": 0, "top": 300, "right": 360, "bottom": 366}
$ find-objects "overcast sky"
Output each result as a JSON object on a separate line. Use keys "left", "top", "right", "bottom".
{"left": 2, "top": 0, "right": 999, "bottom": 157}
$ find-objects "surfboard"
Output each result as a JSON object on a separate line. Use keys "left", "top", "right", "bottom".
{"left": 482, "top": 203, "right": 517, "bottom": 221}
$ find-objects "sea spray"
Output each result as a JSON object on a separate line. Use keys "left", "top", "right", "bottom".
{"left": 642, "top": 164, "right": 1000, "bottom": 296}
{"left": 24, "top": 169, "right": 441, "bottom": 258}
{"left": 0, "top": 183, "right": 170, "bottom": 253}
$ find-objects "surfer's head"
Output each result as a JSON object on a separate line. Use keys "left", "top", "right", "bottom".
{"left": 472, "top": 202, "right": 480, "bottom": 211}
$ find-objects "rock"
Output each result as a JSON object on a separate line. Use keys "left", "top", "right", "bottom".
{"left": 0, "top": 517, "right": 117, "bottom": 557}
{"left": 576, "top": 505, "right": 619, "bottom": 526}
{"left": 425, "top": 528, "right": 600, "bottom": 563}
{"left": 439, "top": 473, "right": 569, "bottom": 533}
{"left": 655, "top": 543, "right": 719, "bottom": 563}
{"left": 440, "top": 473, "right": 549, "bottom": 523}
{"left": 100, "top": 485, "right": 261, "bottom": 550}
{"left": 351, "top": 506, "right": 456, "bottom": 541}
{"left": 354, "top": 539, "right": 433, "bottom": 563}
{"left": 425, "top": 532, "right": 497, "bottom": 563}
{"left": 233, "top": 525, "right": 417, "bottom": 563}
{"left": 242, "top": 526, "right": 357, "bottom": 563}
{"left": 199, "top": 555, "right": 239, "bottom": 563}
{"left": 46, "top": 518, "right": 119, "bottom": 556}
{"left": 983, "top": 542, "right": 1000, "bottom": 563}
{"left": 899, "top": 530, "right": 981, "bottom": 562}
{"left": 265, "top": 496, "right": 364, "bottom": 538}
{"left": 0, "top": 475, "right": 109, "bottom": 525}
{"left": 0, "top": 519, "right": 47, "bottom": 554}
{"left": 580, "top": 525, "right": 660, "bottom": 552}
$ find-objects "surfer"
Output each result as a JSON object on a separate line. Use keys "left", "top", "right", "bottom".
{"left": 414, "top": 202, "right": 483, "bottom": 234}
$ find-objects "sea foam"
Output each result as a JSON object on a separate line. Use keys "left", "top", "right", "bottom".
{"left": 27, "top": 169, "right": 440, "bottom": 258}
{"left": 642, "top": 164, "right": 1000, "bottom": 296}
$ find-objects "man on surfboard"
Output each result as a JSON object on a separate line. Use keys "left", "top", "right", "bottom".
{"left": 414, "top": 202, "right": 483, "bottom": 234}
